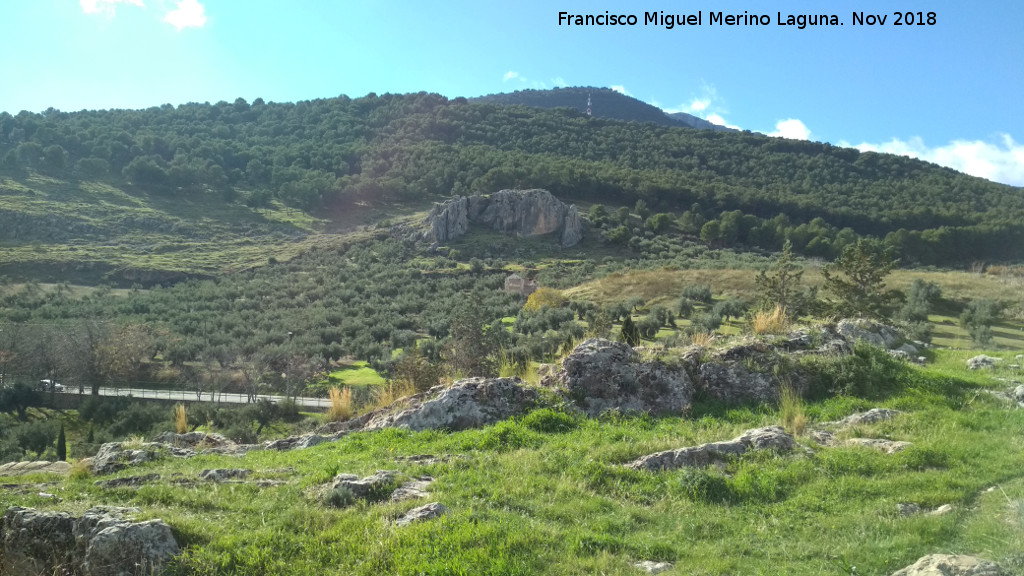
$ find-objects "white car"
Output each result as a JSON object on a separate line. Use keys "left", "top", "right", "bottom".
{"left": 39, "top": 379, "right": 65, "bottom": 392}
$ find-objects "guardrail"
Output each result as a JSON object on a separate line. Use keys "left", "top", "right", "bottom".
{"left": 45, "top": 385, "right": 331, "bottom": 410}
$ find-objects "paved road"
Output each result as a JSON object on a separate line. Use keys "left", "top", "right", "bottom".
{"left": 61, "top": 386, "right": 330, "bottom": 410}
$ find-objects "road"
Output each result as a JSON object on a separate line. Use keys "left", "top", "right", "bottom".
{"left": 61, "top": 386, "right": 331, "bottom": 410}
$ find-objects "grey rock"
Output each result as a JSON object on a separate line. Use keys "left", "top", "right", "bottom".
{"left": 898, "top": 503, "right": 922, "bottom": 516}
{"left": 395, "top": 502, "right": 448, "bottom": 527}
{"left": 967, "top": 355, "right": 1001, "bottom": 370}
{"left": 96, "top": 474, "right": 161, "bottom": 489}
{"left": 1013, "top": 385, "right": 1024, "bottom": 402}
{"left": 844, "top": 438, "right": 912, "bottom": 454}
{"left": 895, "top": 343, "right": 919, "bottom": 355}
{"left": 837, "top": 318, "right": 902, "bottom": 349}
{"left": 0, "top": 461, "right": 71, "bottom": 477}
{"left": 151, "top": 431, "right": 232, "bottom": 448}
{"left": 331, "top": 470, "right": 397, "bottom": 499}
{"left": 686, "top": 341, "right": 803, "bottom": 405}
{"left": 809, "top": 430, "right": 838, "bottom": 446}
{"left": 199, "top": 469, "right": 251, "bottom": 482}
{"left": 422, "top": 189, "right": 583, "bottom": 247}
{"left": 634, "top": 560, "right": 674, "bottom": 574}
{"left": 2, "top": 506, "right": 178, "bottom": 576}
{"left": 827, "top": 408, "right": 903, "bottom": 427}
{"left": 928, "top": 504, "right": 954, "bottom": 516}
{"left": 627, "top": 426, "right": 796, "bottom": 471}
{"left": 362, "top": 377, "right": 539, "bottom": 432}
{"left": 391, "top": 477, "right": 434, "bottom": 502}
{"left": 891, "top": 554, "right": 1002, "bottom": 575}
{"left": 543, "top": 338, "right": 693, "bottom": 417}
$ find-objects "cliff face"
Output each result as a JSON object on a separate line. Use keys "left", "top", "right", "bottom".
{"left": 424, "top": 189, "right": 583, "bottom": 247}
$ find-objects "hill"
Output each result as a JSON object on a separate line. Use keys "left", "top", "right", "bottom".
{"left": 2, "top": 90, "right": 1024, "bottom": 289}
{"left": 472, "top": 86, "right": 735, "bottom": 131}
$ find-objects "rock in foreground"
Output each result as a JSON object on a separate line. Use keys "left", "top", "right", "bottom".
{"left": 544, "top": 338, "right": 693, "bottom": 417}
{"left": 362, "top": 377, "right": 540, "bottom": 432}
{"left": 627, "top": 426, "right": 796, "bottom": 471}
{"left": 1, "top": 506, "right": 179, "bottom": 576}
{"left": 891, "top": 554, "right": 1002, "bottom": 575}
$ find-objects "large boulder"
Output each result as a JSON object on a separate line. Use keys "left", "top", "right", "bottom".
{"left": 967, "top": 355, "right": 1001, "bottom": 370}
{"left": 362, "top": 377, "right": 540, "bottom": 432}
{"left": 422, "top": 189, "right": 584, "bottom": 247}
{"left": 627, "top": 426, "right": 796, "bottom": 471}
{"left": 891, "top": 554, "right": 1002, "bottom": 575}
{"left": 2, "top": 506, "right": 178, "bottom": 576}
{"left": 543, "top": 338, "right": 693, "bottom": 417}
{"left": 685, "top": 342, "right": 804, "bottom": 405}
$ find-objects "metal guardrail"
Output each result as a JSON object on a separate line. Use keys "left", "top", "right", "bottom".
{"left": 56, "top": 385, "right": 331, "bottom": 410}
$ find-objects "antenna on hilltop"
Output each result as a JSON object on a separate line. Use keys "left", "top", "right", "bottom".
{"left": 586, "top": 93, "right": 592, "bottom": 117}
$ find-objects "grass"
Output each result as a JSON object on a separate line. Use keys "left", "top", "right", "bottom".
{"left": 752, "top": 305, "right": 790, "bottom": 335}
{"left": 326, "top": 387, "right": 353, "bottom": 422}
{"left": 328, "top": 361, "right": 386, "bottom": 388}
{"left": 174, "top": 404, "right": 188, "bottom": 434}
{"left": 5, "top": 349, "right": 1021, "bottom": 574}
{"left": 778, "top": 381, "right": 807, "bottom": 436}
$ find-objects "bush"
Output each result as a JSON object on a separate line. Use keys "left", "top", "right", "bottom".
{"left": 325, "top": 486, "right": 356, "bottom": 508}
{"left": 681, "top": 284, "right": 713, "bottom": 304}
{"left": 522, "top": 408, "right": 580, "bottom": 434}
{"left": 476, "top": 420, "right": 544, "bottom": 452}
{"left": 802, "top": 342, "right": 909, "bottom": 399}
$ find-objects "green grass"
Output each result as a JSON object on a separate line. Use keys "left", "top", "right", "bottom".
{"left": 3, "top": 349, "right": 1024, "bottom": 574}
{"left": 328, "top": 361, "right": 386, "bottom": 388}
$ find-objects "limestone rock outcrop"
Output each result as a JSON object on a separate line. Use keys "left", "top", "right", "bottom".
{"left": 542, "top": 338, "right": 693, "bottom": 417}
{"left": 890, "top": 554, "right": 1002, "bottom": 576}
{"left": 627, "top": 426, "right": 796, "bottom": 472}
{"left": 1, "top": 506, "right": 179, "bottom": 576}
{"left": 361, "top": 377, "right": 541, "bottom": 432}
{"left": 423, "top": 189, "right": 584, "bottom": 247}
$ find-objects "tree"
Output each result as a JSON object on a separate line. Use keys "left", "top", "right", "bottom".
{"left": 445, "top": 299, "right": 497, "bottom": 378}
{"left": 899, "top": 278, "right": 942, "bottom": 322}
{"left": 0, "top": 382, "right": 41, "bottom": 421}
{"left": 524, "top": 287, "right": 567, "bottom": 312}
{"left": 56, "top": 422, "right": 67, "bottom": 461}
{"left": 755, "top": 240, "right": 805, "bottom": 313}
{"left": 960, "top": 299, "right": 1002, "bottom": 346}
{"left": 822, "top": 238, "right": 898, "bottom": 317}
{"left": 619, "top": 316, "right": 641, "bottom": 347}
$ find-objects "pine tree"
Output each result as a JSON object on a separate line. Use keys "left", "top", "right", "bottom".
{"left": 56, "top": 422, "right": 67, "bottom": 461}
{"left": 755, "top": 240, "right": 804, "bottom": 312}
{"left": 821, "top": 238, "right": 897, "bottom": 317}
{"left": 620, "top": 316, "right": 641, "bottom": 347}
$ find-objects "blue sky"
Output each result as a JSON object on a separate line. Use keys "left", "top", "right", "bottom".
{"left": 1, "top": 0, "right": 1022, "bottom": 185}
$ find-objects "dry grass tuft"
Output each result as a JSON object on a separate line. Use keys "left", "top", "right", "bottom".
{"left": 779, "top": 381, "right": 807, "bottom": 436}
{"left": 367, "top": 379, "right": 417, "bottom": 414}
{"left": 68, "top": 459, "right": 92, "bottom": 480}
{"left": 689, "top": 331, "right": 715, "bottom": 347}
{"left": 326, "top": 387, "right": 354, "bottom": 422}
{"left": 752, "top": 305, "right": 789, "bottom": 335}
{"left": 173, "top": 404, "right": 188, "bottom": 434}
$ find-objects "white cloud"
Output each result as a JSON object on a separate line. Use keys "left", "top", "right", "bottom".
{"left": 164, "top": 0, "right": 206, "bottom": 30}
{"left": 611, "top": 85, "right": 632, "bottom": 96}
{"left": 552, "top": 77, "right": 568, "bottom": 88}
{"left": 80, "top": 0, "right": 144, "bottom": 17}
{"left": 503, "top": 71, "right": 519, "bottom": 82}
{"left": 769, "top": 118, "right": 812, "bottom": 140}
{"left": 688, "top": 98, "right": 710, "bottom": 113}
{"left": 706, "top": 114, "right": 741, "bottom": 130}
{"left": 840, "top": 134, "right": 1024, "bottom": 186}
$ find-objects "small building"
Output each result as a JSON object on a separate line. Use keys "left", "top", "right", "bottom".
{"left": 504, "top": 273, "right": 538, "bottom": 297}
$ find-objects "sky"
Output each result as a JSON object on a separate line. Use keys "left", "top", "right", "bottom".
{"left": 1, "top": 0, "right": 1022, "bottom": 186}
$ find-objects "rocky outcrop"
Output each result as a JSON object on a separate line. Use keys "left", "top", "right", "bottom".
{"left": 362, "top": 377, "right": 540, "bottom": 432}
{"left": 685, "top": 342, "right": 796, "bottom": 405}
{"left": 891, "top": 554, "right": 1002, "bottom": 575}
{"left": 395, "top": 502, "right": 448, "bottom": 527}
{"left": 967, "top": 355, "right": 1001, "bottom": 370}
{"left": 543, "top": 338, "right": 693, "bottom": 417}
{"left": 634, "top": 561, "right": 674, "bottom": 574}
{"left": 1, "top": 506, "right": 179, "bottom": 576}
{"left": 626, "top": 426, "right": 796, "bottom": 472}
{"left": 0, "top": 461, "right": 71, "bottom": 477}
{"left": 329, "top": 470, "right": 397, "bottom": 500}
{"left": 824, "top": 408, "right": 903, "bottom": 427}
{"left": 423, "top": 189, "right": 584, "bottom": 247}
{"left": 843, "top": 438, "right": 912, "bottom": 454}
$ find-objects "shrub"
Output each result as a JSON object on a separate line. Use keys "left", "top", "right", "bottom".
{"left": 752, "top": 305, "right": 789, "bottom": 335}
{"left": 802, "top": 342, "right": 909, "bottom": 399}
{"left": 522, "top": 408, "right": 580, "bottom": 434}
{"left": 681, "top": 284, "right": 713, "bottom": 304}
{"left": 476, "top": 420, "right": 544, "bottom": 451}
{"left": 173, "top": 404, "right": 188, "bottom": 434}
{"left": 325, "top": 486, "right": 356, "bottom": 508}
{"left": 326, "top": 387, "right": 353, "bottom": 422}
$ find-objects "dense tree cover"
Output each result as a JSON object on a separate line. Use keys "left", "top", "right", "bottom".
{"left": 0, "top": 236, "right": 522, "bottom": 391}
{"left": 1, "top": 91, "right": 1022, "bottom": 264}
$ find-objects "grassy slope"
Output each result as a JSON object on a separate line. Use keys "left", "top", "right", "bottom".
{"left": 3, "top": 350, "right": 1024, "bottom": 575}
{"left": 0, "top": 174, "right": 328, "bottom": 283}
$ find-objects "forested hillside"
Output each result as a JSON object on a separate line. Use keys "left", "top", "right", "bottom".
{"left": 1, "top": 90, "right": 1022, "bottom": 268}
